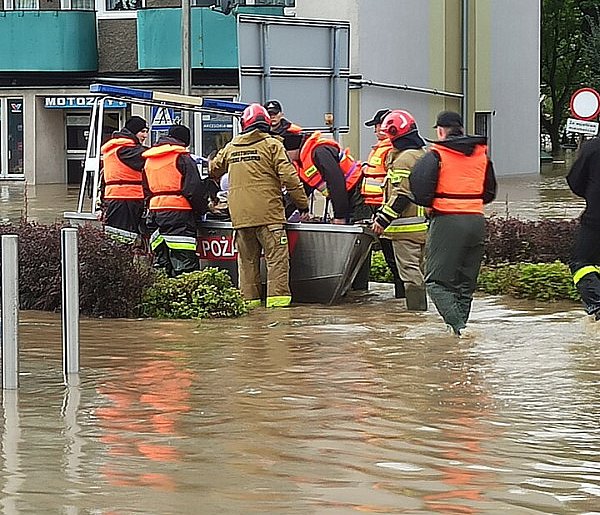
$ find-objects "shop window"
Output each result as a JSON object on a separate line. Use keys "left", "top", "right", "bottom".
{"left": 0, "top": 98, "right": 25, "bottom": 178}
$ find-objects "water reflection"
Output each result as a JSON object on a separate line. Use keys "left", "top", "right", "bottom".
{"left": 0, "top": 291, "right": 597, "bottom": 513}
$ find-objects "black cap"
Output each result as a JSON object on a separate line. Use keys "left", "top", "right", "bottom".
{"left": 434, "top": 110, "right": 463, "bottom": 128}
{"left": 263, "top": 99, "right": 282, "bottom": 115}
{"left": 124, "top": 116, "right": 148, "bottom": 134}
{"left": 283, "top": 132, "right": 305, "bottom": 151}
{"left": 364, "top": 108, "right": 391, "bottom": 127}
{"left": 168, "top": 124, "right": 191, "bottom": 147}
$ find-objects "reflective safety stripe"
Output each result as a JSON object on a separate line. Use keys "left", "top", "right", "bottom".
{"left": 104, "top": 225, "right": 138, "bottom": 244}
{"left": 150, "top": 229, "right": 164, "bottom": 250}
{"left": 381, "top": 205, "right": 399, "bottom": 219}
{"left": 163, "top": 235, "right": 197, "bottom": 251}
{"left": 384, "top": 222, "right": 428, "bottom": 233}
{"left": 573, "top": 265, "right": 600, "bottom": 284}
{"left": 266, "top": 295, "right": 292, "bottom": 308}
{"left": 247, "top": 299, "right": 262, "bottom": 309}
{"left": 387, "top": 168, "right": 411, "bottom": 182}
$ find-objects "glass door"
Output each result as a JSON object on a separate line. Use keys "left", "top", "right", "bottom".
{"left": 0, "top": 97, "right": 25, "bottom": 179}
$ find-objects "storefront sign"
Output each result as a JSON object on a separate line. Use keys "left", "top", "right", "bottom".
{"left": 44, "top": 97, "right": 127, "bottom": 109}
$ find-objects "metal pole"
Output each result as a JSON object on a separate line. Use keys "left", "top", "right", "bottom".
{"left": 181, "top": 0, "right": 193, "bottom": 147}
{"left": 462, "top": 0, "right": 469, "bottom": 130}
{"left": 2, "top": 235, "right": 19, "bottom": 390}
{"left": 61, "top": 228, "right": 79, "bottom": 377}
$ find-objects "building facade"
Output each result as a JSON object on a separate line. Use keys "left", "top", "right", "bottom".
{"left": 0, "top": 0, "right": 539, "bottom": 184}
{"left": 295, "top": 0, "right": 541, "bottom": 176}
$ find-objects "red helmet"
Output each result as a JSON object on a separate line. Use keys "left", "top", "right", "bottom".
{"left": 380, "top": 110, "right": 417, "bottom": 140}
{"left": 240, "top": 103, "right": 271, "bottom": 130}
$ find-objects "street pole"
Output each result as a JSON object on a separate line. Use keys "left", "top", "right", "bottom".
{"left": 181, "top": 0, "right": 194, "bottom": 149}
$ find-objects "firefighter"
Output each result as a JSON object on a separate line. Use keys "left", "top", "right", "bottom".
{"left": 360, "top": 108, "right": 405, "bottom": 298}
{"left": 567, "top": 136, "right": 600, "bottom": 319}
{"left": 287, "top": 131, "right": 364, "bottom": 224}
{"left": 209, "top": 103, "right": 309, "bottom": 308}
{"left": 143, "top": 124, "right": 208, "bottom": 277}
{"left": 371, "top": 110, "right": 428, "bottom": 311}
{"left": 100, "top": 116, "right": 149, "bottom": 244}
{"left": 263, "top": 99, "right": 303, "bottom": 136}
{"left": 411, "top": 111, "right": 497, "bottom": 335}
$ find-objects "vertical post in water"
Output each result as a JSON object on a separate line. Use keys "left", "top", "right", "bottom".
{"left": 61, "top": 228, "right": 79, "bottom": 377}
{"left": 2, "top": 235, "right": 19, "bottom": 390}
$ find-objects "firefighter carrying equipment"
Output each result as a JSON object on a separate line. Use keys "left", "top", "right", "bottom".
{"left": 143, "top": 145, "right": 193, "bottom": 211}
{"left": 101, "top": 138, "right": 144, "bottom": 200}
{"left": 361, "top": 138, "right": 393, "bottom": 206}
{"left": 431, "top": 143, "right": 488, "bottom": 215}
{"left": 298, "top": 132, "right": 363, "bottom": 197}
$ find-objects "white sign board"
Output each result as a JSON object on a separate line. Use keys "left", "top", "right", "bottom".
{"left": 566, "top": 117, "right": 599, "bottom": 136}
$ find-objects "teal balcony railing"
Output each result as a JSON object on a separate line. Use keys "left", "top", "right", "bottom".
{"left": 0, "top": 10, "right": 98, "bottom": 72}
{"left": 137, "top": 6, "right": 286, "bottom": 70}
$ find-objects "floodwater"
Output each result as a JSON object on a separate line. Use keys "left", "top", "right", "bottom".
{"left": 1, "top": 164, "right": 599, "bottom": 514}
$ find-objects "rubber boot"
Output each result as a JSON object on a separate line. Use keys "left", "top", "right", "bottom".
{"left": 394, "top": 279, "right": 406, "bottom": 299}
{"left": 405, "top": 285, "right": 428, "bottom": 311}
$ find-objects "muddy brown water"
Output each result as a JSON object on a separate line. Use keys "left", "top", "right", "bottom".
{"left": 0, "top": 166, "right": 598, "bottom": 513}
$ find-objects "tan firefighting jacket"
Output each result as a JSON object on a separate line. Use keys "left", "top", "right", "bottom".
{"left": 381, "top": 148, "right": 428, "bottom": 242}
{"left": 209, "top": 129, "right": 308, "bottom": 229}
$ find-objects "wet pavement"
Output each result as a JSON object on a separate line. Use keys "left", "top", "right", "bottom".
{"left": 0, "top": 166, "right": 598, "bottom": 513}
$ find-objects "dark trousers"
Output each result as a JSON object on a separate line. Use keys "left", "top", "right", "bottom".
{"left": 425, "top": 214, "right": 485, "bottom": 332}
{"left": 570, "top": 223, "right": 600, "bottom": 315}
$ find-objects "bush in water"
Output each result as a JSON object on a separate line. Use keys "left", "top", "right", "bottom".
{"left": 369, "top": 250, "right": 394, "bottom": 283}
{"left": 483, "top": 217, "right": 577, "bottom": 265}
{"left": 0, "top": 222, "right": 156, "bottom": 317}
{"left": 478, "top": 261, "right": 579, "bottom": 302}
{"left": 142, "top": 268, "right": 248, "bottom": 319}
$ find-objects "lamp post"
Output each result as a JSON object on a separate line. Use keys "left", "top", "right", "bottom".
{"left": 181, "top": 0, "right": 193, "bottom": 147}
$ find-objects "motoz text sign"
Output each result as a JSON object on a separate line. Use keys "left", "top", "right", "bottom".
{"left": 566, "top": 117, "right": 599, "bottom": 136}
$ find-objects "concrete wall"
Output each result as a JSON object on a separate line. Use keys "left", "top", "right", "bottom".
{"left": 489, "top": 0, "right": 540, "bottom": 175}
{"left": 98, "top": 19, "right": 139, "bottom": 73}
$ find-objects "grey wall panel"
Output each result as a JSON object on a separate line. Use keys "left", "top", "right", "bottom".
{"left": 98, "top": 19, "right": 139, "bottom": 73}
{"left": 491, "top": 0, "right": 540, "bottom": 175}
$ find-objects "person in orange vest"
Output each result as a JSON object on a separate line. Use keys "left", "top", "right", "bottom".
{"left": 143, "top": 125, "right": 208, "bottom": 277}
{"left": 371, "top": 110, "right": 428, "bottom": 311}
{"left": 361, "top": 108, "right": 405, "bottom": 298}
{"left": 263, "top": 99, "right": 303, "bottom": 137}
{"left": 287, "top": 131, "right": 364, "bottom": 224}
{"left": 100, "top": 116, "right": 149, "bottom": 244}
{"left": 411, "top": 111, "right": 497, "bottom": 335}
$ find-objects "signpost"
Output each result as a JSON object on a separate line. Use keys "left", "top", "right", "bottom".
{"left": 568, "top": 88, "right": 600, "bottom": 148}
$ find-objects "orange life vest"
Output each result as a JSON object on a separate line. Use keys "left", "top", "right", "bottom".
{"left": 431, "top": 143, "right": 488, "bottom": 214}
{"left": 142, "top": 145, "right": 192, "bottom": 211}
{"left": 297, "top": 132, "right": 363, "bottom": 197}
{"left": 101, "top": 138, "right": 144, "bottom": 200}
{"left": 361, "top": 138, "right": 393, "bottom": 206}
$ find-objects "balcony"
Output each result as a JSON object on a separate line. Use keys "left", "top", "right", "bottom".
{"left": 137, "top": 4, "right": 289, "bottom": 70}
{"left": 0, "top": 10, "right": 98, "bottom": 72}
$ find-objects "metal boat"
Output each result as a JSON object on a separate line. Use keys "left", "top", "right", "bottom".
{"left": 198, "top": 221, "right": 375, "bottom": 305}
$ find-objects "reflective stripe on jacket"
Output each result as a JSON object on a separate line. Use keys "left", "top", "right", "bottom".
{"left": 361, "top": 138, "right": 393, "bottom": 206}
{"left": 432, "top": 143, "right": 488, "bottom": 215}
{"left": 143, "top": 144, "right": 192, "bottom": 211}
{"left": 101, "top": 137, "right": 144, "bottom": 200}
{"left": 298, "top": 132, "right": 363, "bottom": 197}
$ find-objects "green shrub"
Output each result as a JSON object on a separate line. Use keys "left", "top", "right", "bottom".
{"left": 478, "top": 261, "right": 579, "bottom": 301}
{"left": 369, "top": 251, "right": 394, "bottom": 283}
{"left": 142, "top": 267, "right": 248, "bottom": 319}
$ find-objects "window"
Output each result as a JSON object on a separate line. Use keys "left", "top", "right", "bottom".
{"left": 105, "top": 0, "right": 141, "bottom": 10}
{"left": 474, "top": 111, "right": 493, "bottom": 155}
{"left": 0, "top": 98, "right": 25, "bottom": 178}
{"left": 96, "top": 0, "right": 144, "bottom": 18}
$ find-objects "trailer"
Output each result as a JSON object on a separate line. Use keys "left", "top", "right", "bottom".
{"left": 64, "top": 84, "right": 375, "bottom": 305}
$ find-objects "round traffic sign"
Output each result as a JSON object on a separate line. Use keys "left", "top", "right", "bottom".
{"left": 570, "top": 88, "right": 600, "bottom": 120}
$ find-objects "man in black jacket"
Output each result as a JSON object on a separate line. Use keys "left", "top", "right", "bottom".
{"left": 567, "top": 137, "right": 600, "bottom": 318}
{"left": 143, "top": 125, "right": 208, "bottom": 276}
{"left": 411, "top": 111, "right": 497, "bottom": 336}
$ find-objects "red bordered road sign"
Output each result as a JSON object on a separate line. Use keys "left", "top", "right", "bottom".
{"left": 570, "top": 88, "right": 600, "bottom": 120}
